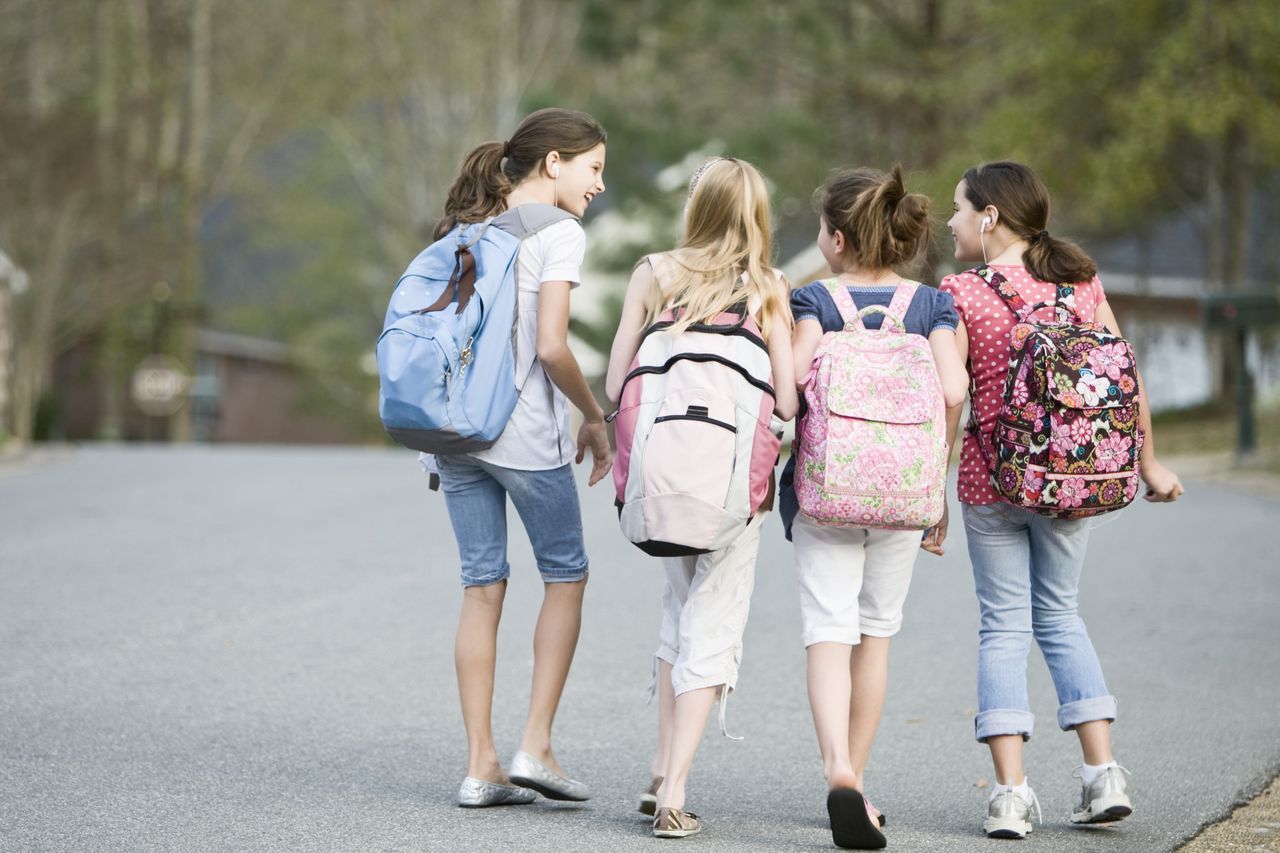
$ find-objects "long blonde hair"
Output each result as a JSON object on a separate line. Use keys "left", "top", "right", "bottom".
{"left": 646, "top": 157, "right": 791, "bottom": 341}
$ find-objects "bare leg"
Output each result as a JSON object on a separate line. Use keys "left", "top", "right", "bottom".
{"left": 654, "top": 685, "right": 718, "bottom": 812}
{"left": 651, "top": 659, "right": 675, "bottom": 780}
{"left": 1075, "top": 719, "right": 1114, "bottom": 766}
{"left": 847, "top": 636, "right": 890, "bottom": 785}
{"left": 456, "top": 581, "right": 509, "bottom": 782}
{"left": 989, "top": 735, "right": 1026, "bottom": 786}
{"left": 807, "top": 642, "right": 861, "bottom": 790}
{"left": 519, "top": 577, "right": 588, "bottom": 776}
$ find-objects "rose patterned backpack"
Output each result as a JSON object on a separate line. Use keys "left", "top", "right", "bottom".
{"left": 969, "top": 265, "right": 1143, "bottom": 518}
{"left": 795, "top": 280, "right": 947, "bottom": 530}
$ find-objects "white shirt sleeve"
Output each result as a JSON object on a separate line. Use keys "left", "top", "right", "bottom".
{"left": 537, "top": 219, "right": 586, "bottom": 288}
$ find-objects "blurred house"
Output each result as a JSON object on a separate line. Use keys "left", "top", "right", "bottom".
{"left": 54, "top": 329, "right": 360, "bottom": 444}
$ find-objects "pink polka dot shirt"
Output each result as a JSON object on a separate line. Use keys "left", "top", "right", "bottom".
{"left": 939, "top": 264, "right": 1107, "bottom": 505}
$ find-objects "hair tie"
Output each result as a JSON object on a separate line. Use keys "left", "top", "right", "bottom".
{"left": 1035, "top": 229, "right": 1049, "bottom": 242}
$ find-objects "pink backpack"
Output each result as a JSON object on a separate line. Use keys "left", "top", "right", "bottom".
{"left": 611, "top": 303, "right": 781, "bottom": 557}
{"left": 794, "top": 280, "right": 947, "bottom": 530}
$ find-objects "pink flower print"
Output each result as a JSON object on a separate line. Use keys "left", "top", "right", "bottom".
{"left": 1068, "top": 417, "right": 1095, "bottom": 446}
{"left": 854, "top": 447, "right": 903, "bottom": 492}
{"left": 1086, "top": 343, "right": 1131, "bottom": 380}
{"left": 1059, "top": 390, "right": 1086, "bottom": 408}
{"left": 1093, "top": 432, "right": 1133, "bottom": 473}
{"left": 1012, "top": 374, "right": 1031, "bottom": 406}
{"left": 1118, "top": 374, "right": 1136, "bottom": 394}
{"left": 1023, "top": 469, "right": 1045, "bottom": 500}
{"left": 1123, "top": 475, "right": 1139, "bottom": 502}
{"left": 1076, "top": 375, "right": 1111, "bottom": 406}
{"left": 1051, "top": 429, "right": 1077, "bottom": 457}
{"left": 1056, "top": 477, "right": 1089, "bottom": 508}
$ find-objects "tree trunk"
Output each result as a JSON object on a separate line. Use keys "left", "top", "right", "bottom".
{"left": 168, "top": 0, "right": 213, "bottom": 443}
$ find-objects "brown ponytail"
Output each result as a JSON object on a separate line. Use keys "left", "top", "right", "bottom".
{"left": 961, "top": 161, "right": 1097, "bottom": 284}
{"left": 816, "top": 164, "right": 931, "bottom": 270}
{"left": 433, "top": 108, "right": 607, "bottom": 240}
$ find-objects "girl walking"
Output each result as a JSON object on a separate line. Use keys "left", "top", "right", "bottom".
{"left": 605, "top": 157, "right": 798, "bottom": 839}
{"left": 936, "top": 160, "right": 1183, "bottom": 838}
{"left": 431, "top": 108, "right": 613, "bottom": 808}
{"left": 778, "top": 166, "right": 967, "bottom": 849}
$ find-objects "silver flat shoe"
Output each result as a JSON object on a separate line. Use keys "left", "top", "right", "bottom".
{"left": 508, "top": 750, "right": 591, "bottom": 801}
{"left": 457, "top": 776, "right": 536, "bottom": 808}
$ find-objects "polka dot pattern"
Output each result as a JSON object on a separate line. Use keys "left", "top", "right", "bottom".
{"left": 939, "top": 265, "right": 1106, "bottom": 505}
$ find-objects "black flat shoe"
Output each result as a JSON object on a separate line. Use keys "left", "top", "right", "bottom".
{"left": 828, "top": 788, "right": 886, "bottom": 850}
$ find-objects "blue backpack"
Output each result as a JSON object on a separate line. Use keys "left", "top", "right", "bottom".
{"left": 377, "top": 203, "right": 575, "bottom": 453}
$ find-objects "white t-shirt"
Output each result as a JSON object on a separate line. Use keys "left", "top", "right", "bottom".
{"left": 470, "top": 216, "right": 585, "bottom": 470}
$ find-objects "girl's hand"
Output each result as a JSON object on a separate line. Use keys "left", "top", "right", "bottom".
{"left": 1141, "top": 459, "right": 1184, "bottom": 502}
{"left": 576, "top": 419, "right": 613, "bottom": 486}
{"left": 921, "top": 501, "right": 948, "bottom": 556}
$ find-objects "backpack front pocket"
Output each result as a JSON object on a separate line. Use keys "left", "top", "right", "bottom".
{"left": 642, "top": 392, "right": 737, "bottom": 508}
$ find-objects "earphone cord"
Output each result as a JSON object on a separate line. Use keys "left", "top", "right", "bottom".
{"left": 981, "top": 227, "right": 989, "bottom": 265}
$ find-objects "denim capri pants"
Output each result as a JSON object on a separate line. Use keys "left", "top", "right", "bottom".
{"left": 436, "top": 454, "right": 588, "bottom": 587}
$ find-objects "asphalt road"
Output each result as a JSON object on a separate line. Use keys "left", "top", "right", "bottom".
{"left": 1, "top": 446, "right": 1277, "bottom": 852}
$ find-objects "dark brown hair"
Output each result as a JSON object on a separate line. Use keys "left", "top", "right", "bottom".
{"left": 962, "top": 161, "right": 1097, "bottom": 284}
{"left": 816, "top": 165, "right": 930, "bottom": 270}
{"left": 433, "top": 108, "right": 607, "bottom": 239}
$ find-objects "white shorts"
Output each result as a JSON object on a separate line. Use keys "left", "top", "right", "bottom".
{"left": 656, "top": 513, "right": 764, "bottom": 697}
{"left": 792, "top": 512, "right": 920, "bottom": 648}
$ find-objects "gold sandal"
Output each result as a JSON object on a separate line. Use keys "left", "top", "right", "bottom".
{"left": 653, "top": 806, "right": 702, "bottom": 838}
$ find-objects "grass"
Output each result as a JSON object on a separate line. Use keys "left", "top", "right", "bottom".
{"left": 1152, "top": 401, "right": 1280, "bottom": 473}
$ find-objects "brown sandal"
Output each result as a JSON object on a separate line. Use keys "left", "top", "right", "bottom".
{"left": 653, "top": 806, "right": 702, "bottom": 838}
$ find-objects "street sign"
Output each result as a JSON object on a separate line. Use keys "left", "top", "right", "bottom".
{"left": 130, "top": 355, "right": 191, "bottom": 417}
{"left": 1203, "top": 292, "right": 1280, "bottom": 329}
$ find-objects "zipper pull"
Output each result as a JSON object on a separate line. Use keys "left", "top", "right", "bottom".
{"left": 604, "top": 409, "right": 619, "bottom": 424}
{"left": 458, "top": 336, "right": 475, "bottom": 378}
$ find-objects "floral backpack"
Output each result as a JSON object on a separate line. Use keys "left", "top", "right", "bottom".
{"left": 970, "top": 265, "right": 1143, "bottom": 518}
{"left": 795, "top": 280, "right": 947, "bottom": 530}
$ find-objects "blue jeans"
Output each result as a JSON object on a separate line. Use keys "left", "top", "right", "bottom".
{"left": 436, "top": 455, "right": 588, "bottom": 587}
{"left": 962, "top": 502, "right": 1117, "bottom": 742}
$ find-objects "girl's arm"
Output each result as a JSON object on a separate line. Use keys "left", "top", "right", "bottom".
{"left": 1094, "top": 301, "right": 1184, "bottom": 502}
{"left": 928, "top": 328, "right": 968, "bottom": 408}
{"left": 922, "top": 318, "right": 970, "bottom": 557}
{"left": 768, "top": 277, "right": 799, "bottom": 420}
{"left": 604, "top": 262, "right": 655, "bottom": 404}
{"left": 536, "top": 281, "right": 612, "bottom": 486}
{"left": 791, "top": 318, "right": 823, "bottom": 391}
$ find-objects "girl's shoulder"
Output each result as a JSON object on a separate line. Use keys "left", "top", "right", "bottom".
{"left": 539, "top": 215, "right": 586, "bottom": 243}
{"left": 938, "top": 268, "right": 987, "bottom": 295}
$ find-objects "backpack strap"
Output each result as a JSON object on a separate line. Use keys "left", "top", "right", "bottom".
{"left": 492, "top": 202, "right": 577, "bottom": 240}
{"left": 972, "top": 265, "right": 1035, "bottom": 322}
{"left": 972, "top": 265, "right": 1082, "bottom": 325}
{"left": 821, "top": 279, "right": 863, "bottom": 330}
{"left": 823, "top": 279, "right": 918, "bottom": 332}
{"left": 876, "top": 280, "right": 919, "bottom": 331}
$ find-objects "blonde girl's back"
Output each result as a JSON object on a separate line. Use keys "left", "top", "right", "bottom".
{"left": 608, "top": 157, "right": 797, "bottom": 419}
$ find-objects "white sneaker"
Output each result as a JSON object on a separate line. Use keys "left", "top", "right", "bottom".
{"left": 984, "top": 783, "right": 1042, "bottom": 839}
{"left": 1070, "top": 764, "right": 1133, "bottom": 824}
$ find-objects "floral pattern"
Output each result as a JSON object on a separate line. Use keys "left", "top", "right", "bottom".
{"left": 971, "top": 266, "right": 1144, "bottom": 519}
{"left": 795, "top": 281, "right": 947, "bottom": 530}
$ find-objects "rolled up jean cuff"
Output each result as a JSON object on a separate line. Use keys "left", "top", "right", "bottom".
{"left": 1058, "top": 695, "right": 1117, "bottom": 731}
{"left": 975, "top": 708, "right": 1035, "bottom": 743}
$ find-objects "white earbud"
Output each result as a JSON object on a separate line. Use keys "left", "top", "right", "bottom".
{"left": 551, "top": 163, "right": 560, "bottom": 178}
{"left": 981, "top": 215, "right": 992, "bottom": 231}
